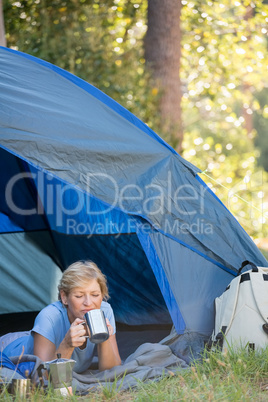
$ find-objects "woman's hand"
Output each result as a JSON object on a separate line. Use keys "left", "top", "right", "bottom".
{"left": 64, "top": 318, "right": 88, "bottom": 348}
{"left": 55, "top": 318, "right": 88, "bottom": 359}
{"left": 106, "top": 318, "right": 114, "bottom": 337}
{"left": 34, "top": 318, "right": 89, "bottom": 361}
{"left": 97, "top": 319, "right": 121, "bottom": 371}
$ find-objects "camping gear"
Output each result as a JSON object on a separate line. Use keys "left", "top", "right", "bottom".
{"left": 211, "top": 261, "right": 268, "bottom": 350}
{"left": 41, "top": 354, "right": 75, "bottom": 395}
{"left": 0, "top": 46, "right": 267, "bottom": 361}
{"left": 0, "top": 353, "right": 45, "bottom": 387}
{"left": 84, "top": 309, "right": 109, "bottom": 344}
{"left": 72, "top": 342, "right": 188, "bottom": 393}
{"left": 10, "top": 378, "right": 31, "bottom": 398}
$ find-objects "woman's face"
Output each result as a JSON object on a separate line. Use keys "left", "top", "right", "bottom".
{"left": 61, "top": 279, "right": 103, "bottom": 323}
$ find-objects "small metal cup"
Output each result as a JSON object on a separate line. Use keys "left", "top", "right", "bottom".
{"left": 10, "top": 379, "right": 31, "bottom": 398}
{"left": 84, "top": 309, "right": 109, "bottom": 344}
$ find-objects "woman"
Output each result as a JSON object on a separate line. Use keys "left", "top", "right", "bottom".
{"left": 3, "top": 261, "right": 121, "bottom": 373}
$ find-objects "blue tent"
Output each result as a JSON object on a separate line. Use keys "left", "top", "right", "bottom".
{"left": 0, "top": 47, "right": 267, "bottom": 352}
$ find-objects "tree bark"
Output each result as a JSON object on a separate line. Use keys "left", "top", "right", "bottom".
{"left": 0, "top": 0, "right": 6, "bottom": 47}
{"left": 145, "top": 0, "right": 182, "bottom": 151}
{"left": 242, "top": 5, "right": 253, "bottom": 138}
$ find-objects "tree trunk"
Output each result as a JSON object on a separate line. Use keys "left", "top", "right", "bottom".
{"left": 242, "top": 5, "right": 253, "bottom": 138}
{"left": 0, "top": 0, "right": 6, "bottom": 47}
{"left": 145, "top": 0, "right": 182, "bottom": 152}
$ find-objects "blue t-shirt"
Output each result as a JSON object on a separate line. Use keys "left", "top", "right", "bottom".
{"left": 3, "top": 301, "right": 115, "bottom": 373}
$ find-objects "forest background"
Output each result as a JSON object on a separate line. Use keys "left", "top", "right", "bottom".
{"left": 1, "top": 0, "right": 268, "bottom": 255}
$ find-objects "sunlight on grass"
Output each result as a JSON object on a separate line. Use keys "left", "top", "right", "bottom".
{"left": 1, "top": 346, "right": 267, "bottom": 401}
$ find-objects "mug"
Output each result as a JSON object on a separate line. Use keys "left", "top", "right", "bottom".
{"left": 84, "top": 309, "right": 109, "bottom": 343}
{"left": 10, "top": 379, "right": 31, "bottom": 398}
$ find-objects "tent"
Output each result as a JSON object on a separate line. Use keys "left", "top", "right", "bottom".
{"left": 0, "top": 47, "right": 267, "bottom": 356}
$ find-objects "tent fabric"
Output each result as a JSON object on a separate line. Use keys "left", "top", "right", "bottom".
{"left": 47, "top": 231, "right": 172, "bottom": 326}
{"left": 0, "top": 46, "right": 267, "bottom": 342}
{"left": 0, "top": 232, "right": 62, "bottom": 314}
{"left": 148, "top": 232, "right": 233, "bottom": 333}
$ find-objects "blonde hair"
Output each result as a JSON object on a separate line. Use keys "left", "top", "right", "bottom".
{"left": 58, "top": 260, "right": 109, "bottom": 301}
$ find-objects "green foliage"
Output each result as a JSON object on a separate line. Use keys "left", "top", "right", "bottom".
{"left": 254, "top": 89, "right": 268, "bottom": 171}
{"left": 123, "top": 346, "right": 268, "bottom": 401}
{"left": 1, "top": 347, "right": 267, "bottom": 400}
{"left": 98, "top": 370, "right": 126, "bottom": 399}
{"left": 180, "top": 0, "right": 268, "bottom": 239}
{"left": 0, "top": 382, "right": 73, "bottom": 401}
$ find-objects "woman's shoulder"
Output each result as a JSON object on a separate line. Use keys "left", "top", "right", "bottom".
{"left": 32, "top": 301, "right": 68, "bottom": 342}
{"left": 100, "top": 301, "right": 116, "bottom": 333}
{"left": 35, "top": 300, "right": 66, "bottom": 321}
{"left": 101, "top": 300, "right": 113, "bottom": 311}
{"left": 100, "top": 301, "right": 114, "bottom": 319}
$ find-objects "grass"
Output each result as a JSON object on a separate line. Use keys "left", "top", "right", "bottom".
{"left": 0, "top": 346, "right": 267, "bottom": 401}
{"left": 115, "top": 346, "right": 268, "bottom": 401}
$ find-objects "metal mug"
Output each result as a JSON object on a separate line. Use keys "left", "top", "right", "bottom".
{"left": 10, "top": 379, "right": 31, "bottom": 398}
{"left": 84, "top": 309, "right": 109, "bottom": 344}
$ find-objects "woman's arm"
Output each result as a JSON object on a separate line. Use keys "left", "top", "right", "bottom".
{"left": 97, "top": 334, "right": 121, "bottom": 371}
{"left": 97, "top": 319, "right": 121, "bottom": 371}
{"left": 33, "top": 318, "right": 87, "bottom": 361}
{"left": 33, "top": 333, "right": 56, "bottom": 361}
